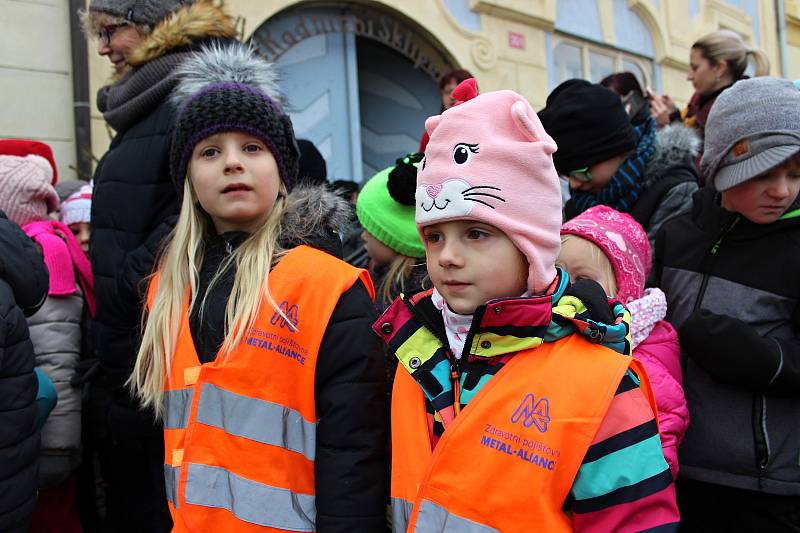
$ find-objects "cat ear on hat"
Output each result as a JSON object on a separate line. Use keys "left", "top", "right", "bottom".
{"left": 424, "top": 115, "right": 442, "bottom": 138}
{"left": 511, "top": 99, "right": 557, "bottom": 154}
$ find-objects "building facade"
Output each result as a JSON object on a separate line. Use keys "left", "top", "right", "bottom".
{"left": 4, "top": 1, "right": 793, "bottom": 182}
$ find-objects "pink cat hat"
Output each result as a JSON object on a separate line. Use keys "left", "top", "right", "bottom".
{"left": 416, "top": 79, "right": 563, "bottom": 294}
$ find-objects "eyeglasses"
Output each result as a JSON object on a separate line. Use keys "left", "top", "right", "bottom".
{"left": 568, "top": 167, "right": 593, "bottom": 183}
{"left": 98, "top": 23, "right": 128, "bottom": 45}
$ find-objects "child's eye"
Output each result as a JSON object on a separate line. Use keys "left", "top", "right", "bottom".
{"left": 467, "top": 229, "right": 488, "bottom": 240}
{"left": 423, "top": 232, "right": 441, "bottom": 244}
{"left": 244, "top": 143, "right": 263, "bottom": 153}
{"left": 200, "top": 147, "right": 219, "bottom": 158}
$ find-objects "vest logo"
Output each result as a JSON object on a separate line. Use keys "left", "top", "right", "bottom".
{"left": 271, "top": 301, "right": 299, "bottom": 330}
{"left": 511, "top": 393, "right": 551, "bottom": 433}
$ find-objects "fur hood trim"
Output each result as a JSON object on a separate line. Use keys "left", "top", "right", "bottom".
{"left": 127, "top": 1, "right": 237, "bottom": 67}
{"left": 648, "top": 124, "right": 700, "bottom": 176}
{"left": 279, "top": 184, "right": 352, "bottom": 246}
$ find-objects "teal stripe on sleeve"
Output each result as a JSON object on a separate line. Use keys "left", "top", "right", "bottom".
{"left": 571, "top": 434, "right": 668, "bottom": 501}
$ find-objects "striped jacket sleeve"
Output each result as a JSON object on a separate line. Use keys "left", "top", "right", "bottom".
{"left": 570, "top": 369, "right": 680, "bottom": 533}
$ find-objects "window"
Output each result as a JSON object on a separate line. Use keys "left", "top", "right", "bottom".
{"left": 552, "top": 35, "right": 653, "bottom": 90}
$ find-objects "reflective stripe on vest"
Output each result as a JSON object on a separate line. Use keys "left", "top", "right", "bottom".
{"left": 165, "top": 388, "right": 193, "bottom": 429}
{"left": 165, "top": 464, "right": 180, "bottom": 508}
{"left": 392, "top": 334, "right": 654, "bottom": 532}
{"left": 184, "top": 463, "right": 316, "bottom": 531}
{"left": 392, "top": 497, "right": 414, "bottom": 533}
{"left": 415, "top": 500, "right": 499, "bottom": 533}
{"left": 195, "top": 383, "right": 316, "bottom": 461}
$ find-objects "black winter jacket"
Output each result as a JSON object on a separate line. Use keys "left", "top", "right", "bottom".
{"left": 184, "top": 186, "right": 388, "bottom": 532}
{"left": 0, "top": 212, "right": 49, "bottom": 532}
{"left": 90, "top": 0, "right": 239, "bottom": 402}
{"left": 651, "top": 187, "right": 800, "bottom": 495}
{"left": 91, "top": 98, "right": 179, "bottom": 396}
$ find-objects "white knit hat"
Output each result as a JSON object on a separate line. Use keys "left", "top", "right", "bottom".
{"left": 60, "top": 183, "right": 93, "bottom": 226}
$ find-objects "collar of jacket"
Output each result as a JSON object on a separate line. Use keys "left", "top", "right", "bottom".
{"left": 691, "top": 186, "right": 800, "bottom": 238}
{"left": 374, "top": 268, "right": 632, "bottom": 404}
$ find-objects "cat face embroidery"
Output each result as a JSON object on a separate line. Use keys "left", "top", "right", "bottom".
{"left": 416, "top": 141, "right": 506, "bottom": 224}
{"left": 416, "top": 179, "right": 506, "bottom": 224}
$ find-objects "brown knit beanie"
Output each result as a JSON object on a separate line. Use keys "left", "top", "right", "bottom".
{"left": 0, "top": 155, "right": 59, "bottom": 226}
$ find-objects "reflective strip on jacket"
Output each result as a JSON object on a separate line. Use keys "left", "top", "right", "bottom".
{"left": 391, "top": 333, "right": 656, "bottom": 532}
{"left": 154, "top": 245, "right": 372, "bottom": 532}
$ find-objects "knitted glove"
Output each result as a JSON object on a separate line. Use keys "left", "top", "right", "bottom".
{"left": 678, "top": 309, "right": 781, "bottom": 392}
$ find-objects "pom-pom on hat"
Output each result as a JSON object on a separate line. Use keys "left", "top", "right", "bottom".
{"left": 560, "top": 205, "right": 651, "bottom": 303}
{"left": 356, "top": 153, "right": 425, "bottom": 259}
{"left": 170, "top": 43, "right": 300, "bottom": 193}
{"left": 416, "top": 79, "right": 563, "bottom": 294}
{"left": 61, "top": 183, "right": 93, "bottom": 226}
{"left": 0, "top": 139, "right": 58, "bottom": 185}
{"left": 538, "top": 79, "right": 637, "bottom": 176}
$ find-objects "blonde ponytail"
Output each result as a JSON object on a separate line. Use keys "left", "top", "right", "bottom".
{"left": 693, "top": 30, "right": 770, "bottom": 81}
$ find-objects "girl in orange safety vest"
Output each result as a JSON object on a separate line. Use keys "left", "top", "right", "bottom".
{"left": 130, "top": 44, "right": 387, "bottom": 532}
{"left": 373, "top": 78, "right": 680, "bottom": 532}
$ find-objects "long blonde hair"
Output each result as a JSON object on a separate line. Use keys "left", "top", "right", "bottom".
{"left": 131, "top": 177, "right": 289, "bottom": 418}
{"left": 693, "top": 30, "right": 770, "bottom": 80}
{"left": 379, "top": 255, "right": 420, "bottom": 305}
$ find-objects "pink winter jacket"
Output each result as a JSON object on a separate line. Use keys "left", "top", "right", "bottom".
{"left": 633, "top": 320, "right": 688, "bottom": 479}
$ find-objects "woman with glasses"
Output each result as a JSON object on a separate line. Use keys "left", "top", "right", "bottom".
{"left": 539, "top": 80, "right": 699, "bottom": 247}
{"left": 77, "top": 1, "right": 238, "bottom": 531}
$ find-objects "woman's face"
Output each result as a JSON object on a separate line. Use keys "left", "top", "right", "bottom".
{"left": 93, "top": 14, "right": 145, "bottom": 75}
{"left": 687, "top": 48, "right": 728, "bottom": 96}
{"left": 441, "top": 79, "right": 460, "bottom": 110}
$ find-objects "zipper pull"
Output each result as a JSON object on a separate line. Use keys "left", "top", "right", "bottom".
{"left": 451, "top": 368, "right": 461, "bottom": 416}
{"left": 225, "top": 241, "right": 233, "bottom": 255}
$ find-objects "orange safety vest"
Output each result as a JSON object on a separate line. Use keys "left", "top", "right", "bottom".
{"left": 154, "top": 245, "right": 372, "bottom": 532}
{"left": 391, "top": 333, "right": 657, "bottom": 533}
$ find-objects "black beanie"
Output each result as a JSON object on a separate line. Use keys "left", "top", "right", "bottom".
{"left": 296, "top": 139, "right": 328, "bottom": 186}
{"left": 169, "top": 44, "right": 299, "bottom": 192}
{"left": 538, "top": 79, "right": 637, "bottom": 176}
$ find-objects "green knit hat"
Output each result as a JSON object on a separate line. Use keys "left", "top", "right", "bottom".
{"left": 356, "top": 153, "right": 425, "bottom": 259}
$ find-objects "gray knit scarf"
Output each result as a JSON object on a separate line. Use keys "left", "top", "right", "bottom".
{"left": 96, "top": 51, "right": 193, "bottom": 132}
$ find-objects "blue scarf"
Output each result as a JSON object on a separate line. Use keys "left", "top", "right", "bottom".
{"left": 570, "top": 117, "right": 657, "bottom": 214}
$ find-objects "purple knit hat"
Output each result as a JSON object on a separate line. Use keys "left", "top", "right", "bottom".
{"left": 561, "top": 205, "right": 651, "bottom": 303}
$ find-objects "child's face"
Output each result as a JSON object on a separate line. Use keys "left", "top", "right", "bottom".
{"left": 566, "top": 153, "right": 629, "bottom": 193}
{"left": 69, "top": 222, "right": 91, "bottom": 256}
{"left": 557, "top": 236, "right": 618, "bottom": 297}
{"left": 189, "top": 131, "right": 281, "bottom": 234}
{"left": 361, "top": 230, "right": 397, "bottom": 268}
{"left": 422, "top": 220, "right": 528, "bottom": 314}
{"left": 721, "top": 156, "right": 800, "bottom": 224}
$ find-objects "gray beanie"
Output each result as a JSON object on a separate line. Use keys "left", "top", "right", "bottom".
{"left": 701, "top": 77, "right": 800, "bottom": 191}
{"left": 89, "top": 0, "right": 192, "bottom": 27}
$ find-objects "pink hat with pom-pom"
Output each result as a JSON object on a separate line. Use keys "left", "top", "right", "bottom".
{"left": 415, "top": 79, "right": 563, "bottom": 294}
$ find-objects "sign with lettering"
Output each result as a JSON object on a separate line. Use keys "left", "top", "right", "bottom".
{"left": 251, "top": 6, "right": 453, "bottom": 81}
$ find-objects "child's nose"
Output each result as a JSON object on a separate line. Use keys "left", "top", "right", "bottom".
{"left": 438, "top": 241, "right": 463, "bottom": 267}
{"left": 224, "top": 153, "right": 244, "bottom": 173}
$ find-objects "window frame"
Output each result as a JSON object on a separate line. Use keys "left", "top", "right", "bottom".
{"left": 552, "top": 33, "right": 654, "bottom": 89}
